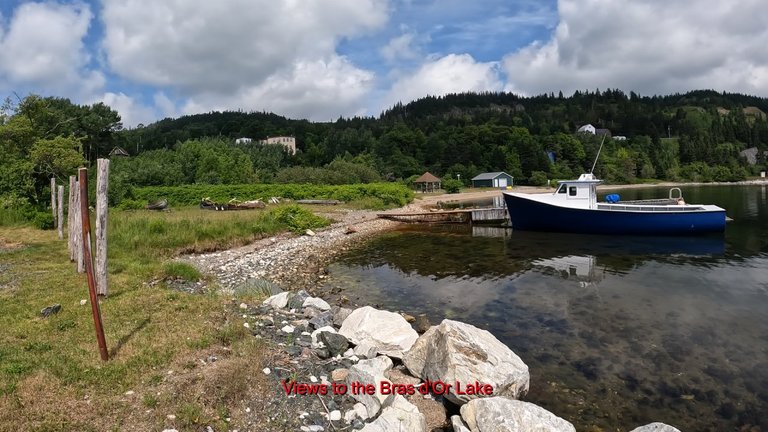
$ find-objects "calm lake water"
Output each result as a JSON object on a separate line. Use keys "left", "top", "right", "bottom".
{"left": 322, "top": 185, "right": 768, "bottom": 431}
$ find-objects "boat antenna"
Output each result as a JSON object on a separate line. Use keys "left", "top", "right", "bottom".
{"left": 590, "top": 135, "right": 607, "bottom": 174}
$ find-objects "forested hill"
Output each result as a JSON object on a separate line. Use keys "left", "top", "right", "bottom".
{"left": 114, "top": 89, "right": 768, "bottom": 185}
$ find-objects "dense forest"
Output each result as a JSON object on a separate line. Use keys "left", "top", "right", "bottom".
{"left": 2, "top": 89, "right": 768, "bottom": 213}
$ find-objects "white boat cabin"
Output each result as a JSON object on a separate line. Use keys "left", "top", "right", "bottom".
{"left": 550, "top": 173, "right": 601, "bottom": 209}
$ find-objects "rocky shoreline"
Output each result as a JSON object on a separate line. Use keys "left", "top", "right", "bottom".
{"left": 185, "top": 202, "right": 685, "bottom": 431}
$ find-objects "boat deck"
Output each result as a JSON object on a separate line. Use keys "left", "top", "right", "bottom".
{"left": 597, "top": 203, "right": 705, "bottom": 212}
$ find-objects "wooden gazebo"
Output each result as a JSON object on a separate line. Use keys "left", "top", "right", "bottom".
{"left": 414, "top": 172, "right": 441, "bottom": 193}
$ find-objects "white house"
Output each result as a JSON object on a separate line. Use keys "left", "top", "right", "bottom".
{"left": 613, "top": 135, "right": 627, "bottom": 141}
{"left": 235, "top": 137, "right": 253, "bottom": 144}
{"left": 577, "top": 124, "right": 596, "bottom": 134}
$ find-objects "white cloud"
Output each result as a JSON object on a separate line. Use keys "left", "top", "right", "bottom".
{"left": 181, "top": 57, "right": 374, "bottom": 121}
{"left": 99, "top": 92, "right": 156, "bottom": 128}
{"left": 381, "top": 32, "right": 420, "bottom": 62}
{"left": 382, "top": 53, "right": 503, "bottom": 109}
{"left": 502, "top": 0, "right": 768, "bottom": 97}
{"left": 0, "top": 2, "right": 101, "bottom": 95}
{"left": 101, "top": 0, "right": 390, "bottom": 120}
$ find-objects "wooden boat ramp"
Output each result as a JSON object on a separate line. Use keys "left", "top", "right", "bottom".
{"left": 377, "top": 207, "right": 509, "bottom": 225}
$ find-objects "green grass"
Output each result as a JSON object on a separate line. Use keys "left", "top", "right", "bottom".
{"left": 132, "top": 182, "right": 414, "bottom": 207}
{"left": 0, "top": 203, "right": 328, "bottom": 430}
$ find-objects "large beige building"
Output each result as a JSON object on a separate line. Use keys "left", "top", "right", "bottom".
{"left": 234, "top": 136, "right": 297, "bottom": 155}
{"left": 260, "top": 136, "right": 296, "bottom": 155}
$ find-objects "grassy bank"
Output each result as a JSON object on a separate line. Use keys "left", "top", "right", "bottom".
{"left": 0, "top": 205, "right": 330, "bottom": 431}
{"left": 128, "top": 182, "right": 414, "bottom": 209}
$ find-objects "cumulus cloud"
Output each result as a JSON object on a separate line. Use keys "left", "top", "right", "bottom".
{"left": 98, "top": 92, "right": 156, "bottom": 129}
{"left": 0, "top": 2, "right": 102, "bottom": 95}
{"left": 180, "top": 57, "right": 374, "bottom": 121}
{"left": 101, "top": 0, "right": 389, "bottom": 120}
{"left": 381, "top": 31, "right": 421, "bottom": 62}
{"left": 502, "top": 0, "right": 768, "bottom": 96}
{"left": 382, "top": 53, "right": 503, "bottom": 109}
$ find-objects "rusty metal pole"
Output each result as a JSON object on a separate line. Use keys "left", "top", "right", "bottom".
{"left": 79, "top": 168, "right": 109, "bottom": 361}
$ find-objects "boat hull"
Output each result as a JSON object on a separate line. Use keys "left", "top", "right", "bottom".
{"left": 503, "top": 193, "right": 726, "bottom": 235}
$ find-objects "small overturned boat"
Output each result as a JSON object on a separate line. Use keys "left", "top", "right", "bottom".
{"left": 145, "top": 199, "right": 168, "bottom": 210}
{"left": 502, "top": 173, "right": 727, "bottom": 235}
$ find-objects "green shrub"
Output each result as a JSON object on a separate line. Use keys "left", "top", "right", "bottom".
{"left": 266, "top": 205, "right": 330, "bottom": 234}
{"left": 31, "top": 212, "right": 55, "bottom": 230}
{"left": 162, "top": 262, "right": 202, "bottom": 281}
{"left": 529, "top": 171, "right": 549, "bottom": 186}
{"left": 442, "top": 178, "right": 462, "bottom": 193}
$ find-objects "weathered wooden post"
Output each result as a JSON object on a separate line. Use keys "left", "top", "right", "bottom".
{"left": 79, "top": 167, "right": 109, "bottom": 361}
{"left": 68, "top": 176, "right": 76, "bottom": 260}
{"left": 96, "top": 159, "right": 109, "bottom": 297}
{"left": 50, "top": 177, "right": 57, "bottom": 228}
{"left": 57, "top": 185, "right": 64, "bottom": 240}
{"left": 74, "top": 178, "right": 84, "bottom": 273}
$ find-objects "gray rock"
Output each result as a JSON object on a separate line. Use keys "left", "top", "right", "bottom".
{"left": 333, "top": 307, "right": 353, "bottom": 327}
{"left": 311, "top": 326, "right": 336, "bottom": 346}
{"left": 309, "top": 311, "right": 334, "bottom": 330}
{"left": 320, "top": 331, "right": 349, "bottom": 357}
{"left": 263, "top": 292, "right": 290, "bottom": 309}
{"left": 629, "top": 423, "right": 682, "bottom": 432}
{"left": 414, "top": 313, "right": 431, "bottom": 333}
{"left": 346, "top": 356, "right": 395, "bottom": 418}
{"left": 353, "top": 342, "right": 378, "bottom": 359}
{"left": 451, "top": 415, "right": 470, "bottom": 432}
{"left": 235, "top": 278, "right": 282, "bottom": 297}
{"left": 40, "top": 304, "right": 62, "bottom": 317}
{"left": 339, "top": 306, "right": 419, "bottom": 359}
{"left": 288, "top": 290, "right": 310, "bottom": 310}
{"left": 360, "top": 395, "right": 426, "bottom": 432}
{"left": 303, "top": 296, "right": 331, "bottom": 311}
{"left": 460, "top": 398, "right": 574, "bottom": 432}
{"left": 403, "top": 319, "right": 529, "bottom": 404}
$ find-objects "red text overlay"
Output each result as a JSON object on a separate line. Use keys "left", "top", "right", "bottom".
{"left": 281, "top": 380, "right": 494, "bottom": 396}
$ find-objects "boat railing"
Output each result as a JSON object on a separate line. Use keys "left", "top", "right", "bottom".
{"left": 596, "top": 203, "right": 704, "bottom": 212}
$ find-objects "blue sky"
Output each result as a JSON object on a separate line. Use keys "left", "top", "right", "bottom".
{"left": 1, "top": 0, "right": 766, "bottom": 127}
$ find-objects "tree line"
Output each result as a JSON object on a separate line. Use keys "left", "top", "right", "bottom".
{"left": 2, "top": 89, "right": 768, "bottom": 214}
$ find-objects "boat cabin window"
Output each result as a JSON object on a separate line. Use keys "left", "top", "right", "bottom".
{"left": 557, "top": 184, "right": 567, "bottom": 194}
{"left": 569, "top": 186, "right": 577, "bottom": 196}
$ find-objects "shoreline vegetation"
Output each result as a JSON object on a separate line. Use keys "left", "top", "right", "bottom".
{"left": 0, "top": 180, "right": 762, "bottom": 430}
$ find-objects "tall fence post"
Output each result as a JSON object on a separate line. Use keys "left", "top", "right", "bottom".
{"left": 50, "top": 177, "right": 57, "bottom": 228}
{"left": 96, "top": 159, "right": 109, "bottom": 297}
{"left": 74, "top": 179, "right": 84, "bottom": 273}
{"left": 79, "top": 167, "right": 109, "bottom": 361}
{"left": 68, "top": 176, "right": 76, "bottom": 260}
{"left": 57, "top": 185, "right": 64, "bottom": 240}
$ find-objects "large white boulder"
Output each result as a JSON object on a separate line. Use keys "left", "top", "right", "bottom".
{"left": 460, "top": 398, "right": 575, "bottom": 432}
{"left": 346, "top": 356, "right": 395, "bottom": 418}
{"left": 360, "top": 395, "right": 426, "bottom": 432}
{"left": 629, "top": 423, "right": 682, "bottom": 432}
{"left": 339, "top": 306, "right": 419, "bottom": 358}
{"left": 403, "top": 319, "right": 529, "bottom": 404}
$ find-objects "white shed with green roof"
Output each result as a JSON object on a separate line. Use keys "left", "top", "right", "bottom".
{"left": 471, "top": 172, "right": 513, "bottom": 188}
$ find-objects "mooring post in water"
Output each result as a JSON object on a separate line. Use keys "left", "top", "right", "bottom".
{"left": 79, "top": 168, "right": 109, "bottom": 361}
{"left": 95, "top": 159, "right": 109, "bottom": 297}
{"left": 50, "top": 177, "right": 57, "bottom": 228}
{"left": 57, "top": 185, "right": 64, "bottom": 240}
{"left": 68, "top": 176, "right": 76, "bottom": 260}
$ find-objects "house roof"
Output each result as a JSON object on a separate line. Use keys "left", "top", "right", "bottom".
{"left": 414, "top": 172, "right": 441, "bottom": 183}
{"left": 108, "top": 146, "right": 129, "bottom": 156}
{"left": 471, "top": 172, "right": 512, "bottom": 181}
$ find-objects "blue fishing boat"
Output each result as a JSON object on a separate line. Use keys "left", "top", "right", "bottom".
{"left": 502, "top": 173, "right": 727, "bottom": 235}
